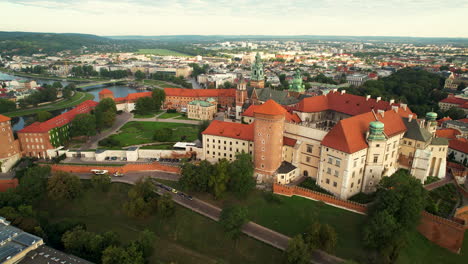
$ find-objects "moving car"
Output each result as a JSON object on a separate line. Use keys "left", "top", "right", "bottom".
{"left": 91, "top": 169, "right": 108, "bottom": 175}
{"left": 113, "top": 172, "right": 124, "bottom": 177}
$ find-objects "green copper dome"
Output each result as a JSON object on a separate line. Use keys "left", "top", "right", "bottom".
{"left": 425, "top": 112, "right": 437, "bottom": 121}
{"left": 370, "top": 121, "right": 384, "bottom": 129}
{"left": 288, "top": 69, "right": 306, "bottom": 93}
{"left": 368, "top": 121, "right": 385, "bottom": 141}
{"left": 251, "top": 53, "right": 264, "bottom": 82}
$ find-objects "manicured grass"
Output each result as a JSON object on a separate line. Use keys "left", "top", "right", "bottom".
{"left": 158, "top": 112, "right": 182, "bottom": 119}
{"left": 0, "top": 68, "right": 107, "bottom": 82}
{"left": 37, "top": 183, "right": 283, "bottom": 264}
{"left": 4, "top": 92, "right": 94, "bottom": 117}
{"left": 133, "top": 113, "right": 155, "bottom": 118}
{"left": 158, "top": 179, "right": 468, "bottom": 263}
{"left": 142, "top": 79, "right": 181, "bottom": 88}
{"left": 140, "top": 144, "right": 174, "bottom": 150}
{"left": 136, "top": 49, "right": 190, "bottom": 57}
{"left": 176, "top": 115, "right": 198, "bottom": 121}
{"left": 103, "top": 121, "right": 198, "bottom": 147}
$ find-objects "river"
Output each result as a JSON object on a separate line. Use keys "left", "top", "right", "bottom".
{"left": 1, "top": 72, "right": 139, "bottom": 131}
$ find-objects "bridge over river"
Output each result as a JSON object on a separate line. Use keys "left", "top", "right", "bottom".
{"left": 77, "top": 78, "right": 131, "bottom": 90}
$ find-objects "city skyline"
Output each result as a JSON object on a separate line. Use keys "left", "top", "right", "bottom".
{"left": 1, "top": 0, "right": 467, "bottom": 38}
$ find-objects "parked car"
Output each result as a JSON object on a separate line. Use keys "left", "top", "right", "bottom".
{"left": 113, "top": 172, "right": 124, "bottom": 177}
{"left": 111, "top": 157, "right": 117, "bottom": 160}
{"left": 186, "top": 195, "right": 193, "bottom": 201}
{"left": 105, "top": 157, "right": 110, "bottom": 160}
{"left": 91, "top": 169, "right": 108, "bottom": 175}
{"left": 162, "top": 185, "right": 172, "bottom": 192}
{"left": 171, "top": 188, "right": 178, "bottom": 194}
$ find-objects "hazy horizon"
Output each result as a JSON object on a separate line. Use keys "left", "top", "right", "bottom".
{"left": 1, "top": 0, "right": 467, "bottom": 38}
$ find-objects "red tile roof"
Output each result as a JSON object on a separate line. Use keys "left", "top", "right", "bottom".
{"left": 283, "top": 137, "right": 297, "bottom": 147}
{"left": 435, "top": 128, "right": 461, "bottom": 140}
{"left": 243, "top": 103, "right": 301, "bottom": 122}
{"left": 19, "top": 100, "right": 98, "bottom": 133}
{"left": 115, "top": 92, "right": 152, "bottom": 102}
{"left": 437, "top": 116, "right": 452, "bottom": 126}
{"left": 99, "top": 88, "right": 113, "bottom": 95}
{"left": 0, "top": 179, "right": 18, "bottom": 192}
{"left": 458, "top": 118, "right": 468, "bottom": 123}
{"left": 164, "top": 88, "right": 236, "bottom": 98}
{"left": 322, "top": 109, "right": 408, "bottom": 153}
{"left": 449, "top": 139, "right": 468, "bottom": 154}
{"left": 254, "top": 99, "right": 288, "bottom": 116}
{"left": 0, "top": 114, "right": 11, "bottom": 123}
{"left": 202, "top": 120, "right": 254, "bottom": 141}
{"left": 296, "top": 91, "right": 412, "bottom": 117}
{"left": 440, "top": 96, "right": 468, "bottom": 106}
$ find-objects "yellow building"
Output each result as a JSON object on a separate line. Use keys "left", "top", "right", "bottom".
{"left": 187, "top": 98, "right": 217, "bottom": 120}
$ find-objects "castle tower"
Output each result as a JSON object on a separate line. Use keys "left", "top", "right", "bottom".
{"left": 362, "top": 121, "right": 387, "bottom": 193}
{"left": 289, "top": 69, "right": 306, "bottom": 93}
{"left": 0, "top": 115, "right": 20, "bottom": 172}
{"left": 253, "top": 100, "right": 285, "bottom": 183}
{"left": 99, "top": 88, "right": 114, "bottom": 101}
{"left": 235, "top": 75, "right": 248, "bottom": 120}
{"left": 250, "top": 53, "right": 265, "bottom": 89}
{"left": 425, "top": 112, "right": 438, "bottom": 135}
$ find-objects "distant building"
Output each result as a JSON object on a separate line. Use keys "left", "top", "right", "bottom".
{"left": 250, "top": 53, "right": 265, "bottom": 89}
{"left": 164, "top": 88, "right": 235, "bottom": 111}
{"left": 0, "top": 115, "right": 21, "bottom": 172}
{"left": 99, "top": 89, "right": 152, "bottom": 112}
{"left": 448, "top": 139, "right": 468, "bottom": 165}
{"left": 288, "top": 70, "right": 305, "bottom": 93}
{"left": 438, "top": 94, "right": 468, "bottom": 115}
{"left": 187, "top": 98, "right": 217, "bottom": 120}
{"left": 346, "top": 73, "right": 369, "bottom": 87}
{"left": 444, "top": 73, "right": 468, "bottom": 90}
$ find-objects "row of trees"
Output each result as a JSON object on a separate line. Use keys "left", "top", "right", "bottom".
{"left": 179, "top": 153, "right": 256, "bottom": 199}
{"left": 134, "top": 89, "right": 166, "bottom": 115}
{"left": 151, "top": 72, "right": 192, "bottom": 88}
{"left": 70, "top": 98, "right": 117, "bottom": 138}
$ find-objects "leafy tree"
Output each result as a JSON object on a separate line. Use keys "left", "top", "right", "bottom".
{"left": 71, "top": 113, "right": 97, "bottom": 137}
{"left": 52, "top": 81, "right": 63, "bottom": 89}
{"left": 179, "top": 160, "right": 212, "bottom": 192}
{"left": 0, "top": 98, "right": 16, "bottom": 113}
{"left": 63, "top": 87, "right": 73, "bottom": 98}
{"left": 158, "top": 193, "right": 175, "bottom": 218}
{"left": 95, "top": 98, "right": 117, "bottom": 129}
{"left": 47, "top": 171, "right": 82, "bottom": 200}
{"left": 303, "top": 221, "right": 320, "bottom": 251}
{"left": 219, "top": 205, "right": 248, "bottom": 239}
{"left": 152, "top": 89, "right": 166, "bottom": 111}
{"left": 91, "top": 174, "right": 111, "bottom": 192}
{"left": 319, "top": 224, "right": 337, "bottom": 253}
{"left": 134, "top": 229, "right": 156, "bottom": 259}
{"left": 153, "top": 128, "right": 173, "bottom": 142}
{"left": 123, "top": 178, "right": 157, "bottom": 218}
{"left": 198, "top": 120, "right": 211, "bottom": 142}
{"left": 134, "top": 70, "right": 146, "bottom": 81}
{"left": 36, "top": 111, "right": 53, "bottom": 122}
{"left": 209, "top": 159, "right": 230, "bottom": 199}
{"left": 363, "top": 169, "right": 428, "bottom": 263}
{"left": 228, "top": 153, "right": 255, "bottom": 197}
{"left": 445, "top": 107, "right": 465, "bottom": 120}
{"left": 102, "top": 246, "right": 129, "bottom": 264}
{"left": 135, "top": 96, "right": 156, "bottom": 114}
{"left": 285, "top": 235, "right": 310, "bottom": 264}
{"left": 439, "top": 65, "right": 450, "bottom": 71}
{"left": 189, "top": 63, "right": 208, "bottom": 78}
{"left": 16, "top": 166, "right": 50, "bottom": 204}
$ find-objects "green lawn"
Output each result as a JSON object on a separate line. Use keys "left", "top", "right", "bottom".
{"left": 156, "top": 180, "right": 468, "bottom": 263}
{"left": 136, "top": 49, "right": 190, "bottom": 57}
{"left": 158, "top": 112, "right": 182, "bottom": 119}
{"left": 133, "top": 113, "right": 155, "bottom": 118}
{"left": 176, "top": 115, "right": 198, "bottom": 121}
{"left": 140, "top": 144, "right": 174, "bottom": 150}
{"left": 4, "top": 92, "right": 95, "bottom": 117}
{"left": 103, "top": 121, "right": 198, "bottom": 147}
{"left": 37, "top": 183, "right": 283, "bottom": 264}
{"left": 142, "top": 79, "right": 181, "bottom": 88}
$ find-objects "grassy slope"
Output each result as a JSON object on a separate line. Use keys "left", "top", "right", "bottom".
{"left": 37, "top": 183, "right": 282, "bottom": 264}
{"left": 4, "top": 92, "right": 95, "bottom": 117}
{"left": 106, "top": 121, "right": 198, "bottom": 146}
{"left": 158, "top": 112, "right": 182, "bottom": 119}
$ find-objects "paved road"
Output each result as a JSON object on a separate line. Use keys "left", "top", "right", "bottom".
{"left": 79, "top": 112, "right": 131, "bottom": 150}
{"left": 77, "top": 173, "right": 343, "bottom": 264}
{"left": 76, "top": 171, "right": 180, "bottom": 182}
{"left": 130, "top": 115, "right": 200, "bottom": 125}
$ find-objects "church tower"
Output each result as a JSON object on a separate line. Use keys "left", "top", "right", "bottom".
{"left": 235, "top": 75, "right": 247, "bottom": 120}
{"left": 250, "top": 53, "right": 265, "bottom": 89}
{"left": 289, "top": 69, "right": 306, "bottom": 93}
{"left": 253, "top": 100, "right": 285, "bottom": 183}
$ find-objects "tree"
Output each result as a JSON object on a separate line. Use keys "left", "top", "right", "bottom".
{"left": 303, "top": 221, "right": 320, "bottom": 251}
{"left": 16, "top": 166, "right": 50, "bottom": 204}
{"left": 152, "top": 89, "right": 166, "bottom": 111}
{"left": 36, "top": 111, "right": 53, "bottom": 122}
{"left": 363, "top": 169, "right": 428, "bottom": 263}
{"left": 71, "top": 113, "right": 97, "bottom": 137}
{"left": 158, "top": 193, "right": 175, "bottom": 218}
{"left": 285, "top": 235, "right": 310, "bottom": 264}
{"left": 95, "top": 98, "right": 117, "bottom": 129}
{"left": 134, "top": 70, "right": 146, "bottom": 81}
{"left": 47, "top": 171, "right": 82, "bottom": 200}
{"left": 63, "top": 87, "right": 73, "bottom": 98}
{"left": 135, "top": 96, "right": 156, "bottom": 114}
{"left": 52, "top": 81, "right": 63, "bottom": 89}
{"left": 123, "top": 178, "right": 157, "bottom": 218}
{"left": 91, "top": 174, "right": 111, "bottom": 192}
{"left": 445, "top": 107, "right": 465, "bottom": 120}
{"left": 153, "top": 128, "right": 173, "bottom": 142}
{"left": 318, "top": 224, "right": 337, "bottom": 253}
{"left": 0, "top": 98, "right": 16, "bottom": 113}
{"left": 102, "top": 246, "right": 129, "bottom": 264}
{"left": 179, "top": 160, "right": 212, "bottom": 192}
{"left": 228, "top": 153, "right": 255, "bottom": 197}
{"left": 134, "top": 229, "right": 156, "bottom": 259}
{"left": 198, "top": 120, "right": 211, "bottom": 142}
{"left": 209, "top": 159, "right": 230, "bottom": 199}
{"left": 219, "top": 205, "right": 248, "bottom": 239}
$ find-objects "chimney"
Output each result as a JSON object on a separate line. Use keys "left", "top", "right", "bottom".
{"left": 366, "top": 95, "right": 371, "bottom": 101}
{"left": 378, "top": 109, "right": 384, "bottom": 117}
{"left": 401, "top": 103, "right": 407, "bottom": 111}
{"left": 332, "top": 88, "right": 338, "bottom": 93}
{"left": 392, "top": 105, "right": 399, "bottom": 113}
{"left": 389, "top": 99, "right": 395, "bottom": 104}
{"left": 408, "top": 114, "right": 413, "bottom": 122}
{"left": 376, "top": 97, "right": 381, "bottom": 102}
{"left": 341, "top": 90, "right": 346, "bottom": 95}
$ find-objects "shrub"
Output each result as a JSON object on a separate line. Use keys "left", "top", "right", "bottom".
{"left": 264, "top": 192, "right": 282, "bottom": 204}
{"left": 299, "top": 178, "right": 333, "bottom": 195}
{"left": 99, "top": 138, "right": 121, "bottom": 147}
{"left": 166, "top": 109, "right": 177, "bottom": 113}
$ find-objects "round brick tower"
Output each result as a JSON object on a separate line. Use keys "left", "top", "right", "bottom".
{"left": 99, "top": 88, "right": 115, "bottom": 101}
{"left": 235, "top": 75, "right": 247, "bottom": 120}
{"left": 253, "top": 100, "right": 285, "bottom": 182}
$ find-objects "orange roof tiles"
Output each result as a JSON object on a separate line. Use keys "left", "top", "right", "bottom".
{"left": 458, "top": 118, "right": 468, "bottom": 123}
{"left": 99, "top": 88, "right": 113, "bottom": 95}
{"left": 322, "top": 110, "right": 408, "bottom": 153}
{"left": 437, "top": 116, "right": 452, "bottom": 126}
{"left": 440, "top": 96, "right": 468, "bottom": 106}
{"left": 164, "top": 88, "right": 235, "bottom": 98}
{"left": 449, "top": 139, "right": 468, "bottom": 154}
{"left": 0, "top": 114, "right": 11, "bottom": 122}
{"left": 296, "top": 91, "right": 410, "bottom": 116}
{"left": 436, "top": 128, "right": 461, "bottom": 140}
{"left": 19, "top": 100, "right": 98, "bottom": 133}
{"left": 254, "top": 99, "right": 288, "bottom": 116}
{"left": 243, "top": 103, "right": 301, "bottom": 122}
{"left": 202, "top": 120, "right": 254, "bottom": 141}
{"left": 0, "top": 179, "right": 18, "bottom": 192}
{"left": 115, "top": 92, "right": 152, "bottom": 103}
{"left": 283, "top": 137, "right": 297, "bottom": 147}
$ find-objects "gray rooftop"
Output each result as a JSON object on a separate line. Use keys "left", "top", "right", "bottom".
{"left": 402, "top": 118, "right": 433, "bottom": 143}
{"left": 277, "top": 161, "right": 297, "bottom": 174}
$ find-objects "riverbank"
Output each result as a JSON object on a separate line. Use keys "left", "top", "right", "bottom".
{"left": 0, "top": 68, "right": 108, "bottom": 83}
{"left": 3, "top": 91, "right": 95, "bottom": 117}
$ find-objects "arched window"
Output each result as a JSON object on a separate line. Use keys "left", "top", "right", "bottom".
{"left": 303, "top": 170, "right": 309, "bottom": 177}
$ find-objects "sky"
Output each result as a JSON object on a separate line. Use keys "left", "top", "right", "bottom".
{"left": 0, "top": 0, "right": 467, "bottom": 37}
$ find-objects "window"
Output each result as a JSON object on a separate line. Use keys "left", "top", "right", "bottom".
{"left": 353, "top": 159, "right": 357, "bottom": 167}
{"left": 326, "top": 168, "right": 331, "bottom": 174}
{"left": 373, "top": 155, "right": 378, "bottom": 163}
{"left": 333, "top": 182, "right": 337, "bottom": 187}
{"left": 358, "top": 179, "right": 361, "bottom": 184}
{"left": 334, "top": 170, "right": 338, "bottom": 177}
{"left": 351, "top": 183, "right": 354, "bottom": 188}
{"left": 376, "top": 144, "right": 380, "bottom": 147}
{"left": 385, "top": 154, "right": 388, "bottom": 161}
{"left": 326, "top": 179, "right": 330, "bottom": 184}
{"left": 306, "top": 145, "right": 313, "bottom": 153}
{"left": 335, "top": 159, "right": 341, "bottom": 167}
{"left": 328, "top": 157, "right": 333, "bottom": 164}
{"left": 352, "top": 171, "right": 355, "bottom": 178}
{"left": 306, "top": 156, "right": 311, "bottom": 163}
